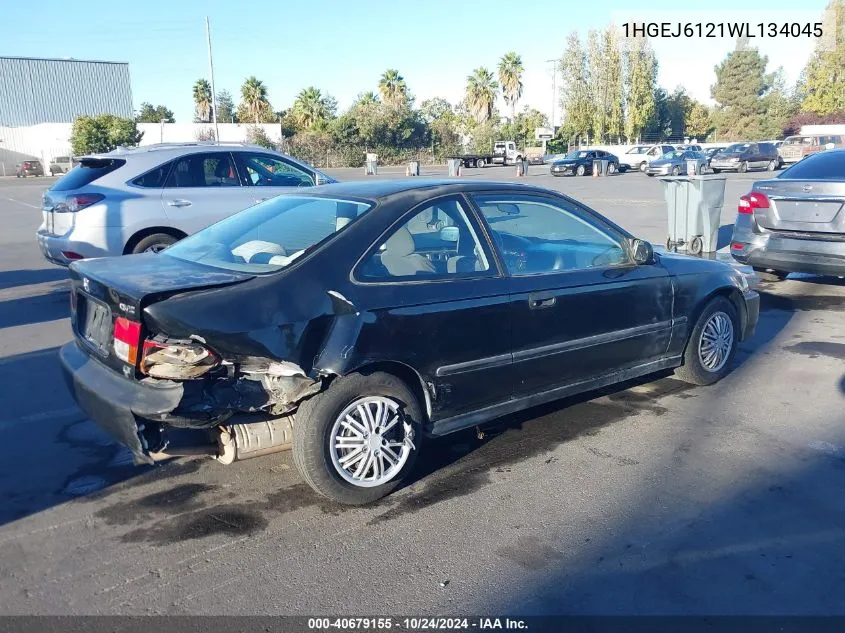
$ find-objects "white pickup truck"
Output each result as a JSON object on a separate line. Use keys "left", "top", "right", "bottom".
{"left": 619, "top": 144, "right": 677, "bottom": 172}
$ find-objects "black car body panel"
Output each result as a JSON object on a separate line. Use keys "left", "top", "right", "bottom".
{"left": 59, "top": 179, "right": 758, "bottom": 462}
{"left": 550, "top": 150, "right": 620, "bottom": 176}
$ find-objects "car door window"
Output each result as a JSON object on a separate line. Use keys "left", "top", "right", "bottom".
{"left": 357, "top": 198, "right": 490, "bottom": 281}
{"left": 235, "top": 152, "right": 313, "bottom": 187}
{"left": 471, "top": 194, "right": 629, "bottom": 275}
{"left": 165, "top": 153, "right": 239, "bottom": 188}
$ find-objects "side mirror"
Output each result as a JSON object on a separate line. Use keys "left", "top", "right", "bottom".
{"left": 440, "top": 226, "right": 460, "bottom": 242}
{"left": 631, "top": 238, "right": 654, "bottom": 265}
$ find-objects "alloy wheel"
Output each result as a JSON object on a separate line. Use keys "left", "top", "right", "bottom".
{"left": 328, "top": 396, "right": 414, "bottom": 488}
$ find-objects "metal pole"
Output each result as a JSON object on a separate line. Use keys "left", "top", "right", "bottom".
{"left": 206, "top": 16, "right": 220, "bottom": 144}
{"left": 545, "top": 59, "right": 557, "bottom": 130}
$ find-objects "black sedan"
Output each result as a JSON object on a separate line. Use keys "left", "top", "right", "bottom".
{"left": 550, "top": 149, "right": 621, "bottom": 176}
{"left": 60, "top": 180, "right": 759, "bottom": 504}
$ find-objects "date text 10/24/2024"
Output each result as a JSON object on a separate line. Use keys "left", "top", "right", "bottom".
{"left": 307, "top": 618, "right": 529, "bottom": 631}
{"left": 622, "top": 22, "right": 823, "bottom": 39}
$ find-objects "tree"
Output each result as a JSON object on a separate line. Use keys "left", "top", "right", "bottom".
{"left": 136, "top": 102, "right": 174, "bottom": 123}
{"left": 193, "top": 79, "right": 213, "bottom": 123}
{"left": 666, "top": 86, "right": 692, "bottom": 139}
{"left": 216, "top": 90, "right": 236, "bottom": 123}
{"left": 239, "top": 76, "right": 273, "bottom": 124}
{"left": 292, "top": 87, "right": 333, "bottom": 131}
{"left": 465, "top": 67, "right": 499, "bottom": 124}
{"left": 623, "top": 36, "right": 658, "bottom": 143}
{"left": 761, "top": 67, "right": 799, "bottom": 139}
{"left": 499, "top": 106, "right": 549, "bottom": 147}
{"left": 378, "top": 69, "right": 409, "bottom": 109}
{"left": 783, "top": 109, "right": 845, "bottom": 136}
{"left": 420, "top": 98, "right": 461, "bottom": 157}
{"left": 246, "top": 126, "right": 275, "bottom": 149}
{"left": 604, "top": 28, "right": 624, "bottom": 142}
{"left": 559, "top": 31, "right": 592, "bottom": 142}
{"left": 801, "top": 0, "right": 845, "bottom": 115}
{"left": 70, "top": 114, "right": 143, "bottom": 155}
{"left": 685, "top": 101, "right": 713, "bottom": 141}
{"left": 644, "top": 87, "right": 671, "bottom": 140}
{"left": 711, "top": 42, "right": 773, "bottom": 140}
{"left": 498, "top": 52, "right": 524, "bottom": 121}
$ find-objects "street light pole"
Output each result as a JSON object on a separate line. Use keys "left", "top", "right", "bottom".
{"left": 545, "top": 59, "right": 558, "bottom": 130}
{"left": 206, "top": 16, "right": 220, "bottom": 144}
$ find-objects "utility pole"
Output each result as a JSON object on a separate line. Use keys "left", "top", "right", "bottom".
{"left": 545, "top": 59, "right": 558, "bottom": 130}
{"left": 206, "top": 16, "right": 220, "bottom": 144}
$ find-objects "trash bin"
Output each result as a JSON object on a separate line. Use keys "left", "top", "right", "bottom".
{"left": 660, "top": 175, "right": 727, "bottom": 255}
{"left": 592, "top": 159, "right": 610, "bottom": 176}
{"left": 447, "top": 158, "right": 462, "bottom": 177}
{"left": 408, "top": 160, "right": 420, "bottom": 176}
{"left": 686, "top": 158, "right": 706, "bottom": 176}
{"left": 364, "top": 160, "right": 378, "bottom": 176}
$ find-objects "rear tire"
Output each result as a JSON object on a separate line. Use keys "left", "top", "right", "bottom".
{"left": 753, "top": 267, "right": 788, "bottom": 282}
{"left": 766, "top": 160, "right": 776, "bottom": 171}
{"left": 292, "top": 371, "right": 423, "bottom": 505}
{"left": 607, "top": 162, "right": 616, "bottom": 175}
{"left": 639, "top": 161, "right": 647, "bottom": 172}
{"left": 131, "top": 233, "right": 178, "bottom": 254}
{"left": 476, "top": 158, "right": 486, "bottom": 168}
{"left": 739, "top": 161, "right": 748, "bottom": 173}
{"left": 675, "top": 296, "right": 739, "bottom": 386}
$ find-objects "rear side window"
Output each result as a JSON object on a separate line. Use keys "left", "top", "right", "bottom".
{"left": 132, "top": 161, "right": 172, "bottom": 188}
{"left": 760, "top": 143, "right": 775, "bottom": 153}
{"left": 51, "top": 158, "right": 126, "bottom": 192}
{"left": 165, "top": 152, "right": 239, "bottom": 188}
{"left": 779, "top": 151, "right": 845, "bottom": 180}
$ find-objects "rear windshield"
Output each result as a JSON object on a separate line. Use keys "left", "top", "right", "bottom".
{"left": 163, "top": 195, "right": 374, "bottom": 273}
{"left": 51, "top": 158, "right": 125, "bottom": 192}
{"left": 778, "top": 151, "right": 845, "bottom": 180}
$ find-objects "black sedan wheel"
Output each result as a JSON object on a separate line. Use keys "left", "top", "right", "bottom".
{"left": 671, "top": 166, "right": 681, "bottom": 176}
{"left": 607, "top": 163, "right": 616, "bottom": 175}
{"left": 675, "top": 297, "right": 739, "bottom": 386}
{"left": 576, "top": 165, "right": 586, "bottom": 176}
{"left": 292, "top": 371, "right": 422, "bottom": 505}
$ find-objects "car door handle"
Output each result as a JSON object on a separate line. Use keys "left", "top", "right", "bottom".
{"left": 166, "top": 199, "right": 192, "bottom": 208}
{"left": 528, "top": 292, "right": 556, "bottom": 309}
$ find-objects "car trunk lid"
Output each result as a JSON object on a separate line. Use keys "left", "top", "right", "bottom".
{"left": 753, "top": 180, "right": 845, "bottom": 234}
{"left": 68, "top": 253, "right": 255, "bottom": 376}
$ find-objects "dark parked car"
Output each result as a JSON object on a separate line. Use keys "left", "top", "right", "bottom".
{"left": 731, "top": 149, "right": 845, "bottom": 280}
{"left": 551, "top": 149, "right": 622, "bottom": 176}
{"left": 61, "top": 180, "right": 758, "bottom": 504}
{"left": 704, "top": 147, "right": 727, "bottom": 167}
{"left": 15, "top": 160, "right": 44, "bottom": 177}
{"left": 710, "top": 142, "right": 781, "bottom": 173}
{"left": 645, "top": 150, "right": 707, "bottom": 176}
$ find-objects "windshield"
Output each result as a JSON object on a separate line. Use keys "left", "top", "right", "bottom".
{"left": 661, "top": 151, "right": 684, "bottom": 159}
{"left": 163, "top": 195, "right": 373, "bottom": 273}
{"left": 626, "top": 147, "right": 649, "bottom": 154}
{"left": 724, "top": 143, "right": 751, "bottom": 154}
{"left": 566, "top": 151, "right": 590, "bottom": 159}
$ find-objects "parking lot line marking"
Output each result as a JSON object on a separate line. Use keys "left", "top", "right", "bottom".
{"left": 2, "top": 196, "right": 40, "bottom": 210}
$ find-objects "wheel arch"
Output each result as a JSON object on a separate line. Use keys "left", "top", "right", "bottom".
{"left": 124, "top": 226, "right": 188, "bottom": 254}
{"left": 689, "top": 285, "right": 748, "bottom": 345}
{"left": 343, "top": 360, "right": 432, "bottom": 423}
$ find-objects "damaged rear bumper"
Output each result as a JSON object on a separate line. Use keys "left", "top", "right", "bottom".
{"left": 60, "top": 341, "right": 184, "bottom": 463}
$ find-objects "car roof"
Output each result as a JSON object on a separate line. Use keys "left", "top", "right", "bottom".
{"left": 306, "top": 179, "right": 543, "bottom": 201}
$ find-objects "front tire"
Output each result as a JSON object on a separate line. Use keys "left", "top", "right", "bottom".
{"left": 671, "top": 166, "right": 681, "bottom": 176}
{"left": 739, "top": 161, "right": 748, "bottom": 173}
{"left": 675, "top": 296, "right": 739, "bottom": 386}
{"left": 766, "top": 160, "right": 776, "bottom": 171}
{"left": 292, "top": 371, "right": 423, "bottom": 505}
{"left": 476, "top": 158, "right": 486, "bottom": 168}
{"left": 576, "top": 164, "right": 586, "bottom": 176}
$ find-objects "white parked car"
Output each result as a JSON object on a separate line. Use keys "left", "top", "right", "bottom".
{"left": 36, "top": 143, "right": 336, "bottom": 266}
{"left": 619, "top": 144, "right": 677, "bottom": 172}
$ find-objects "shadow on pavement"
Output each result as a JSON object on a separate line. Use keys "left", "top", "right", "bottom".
{"left": 0, "top": 286, "right": 70, "bottom": 328}
{"left": 0, "top": 268, "right": 67, "bottom": 290}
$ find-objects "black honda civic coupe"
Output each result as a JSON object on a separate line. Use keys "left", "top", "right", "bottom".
{"left": 61, "top": 180, "right": 759, "bottom": 504}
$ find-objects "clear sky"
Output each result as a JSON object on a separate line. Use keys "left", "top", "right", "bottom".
{"left": 0, "top": 0, "right": 829, "bottom": 124}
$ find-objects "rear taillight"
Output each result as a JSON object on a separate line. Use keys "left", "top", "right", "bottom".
{"left": 113, "top": 317, "right": 142, "bottom": 365}
{"left": 64, "top": 193, "right": 104, "bottom": 212}
{"left": 738, "top": 192, "right": 770, "bottom": 215}
{"left": 140, "top": 338, "right": 219, "bottom": 379}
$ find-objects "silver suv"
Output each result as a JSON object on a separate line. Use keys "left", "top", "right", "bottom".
{"left": 37, "top": 143, "right": 335, "bottom": 266}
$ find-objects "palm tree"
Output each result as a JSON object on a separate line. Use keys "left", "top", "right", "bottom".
{"left": 357, "top": 91, "right": 380, "bottom": 107}
{"left": 292, "top": 87, "right": 329, "bottom": 130}
{"left": 378, "top": 69, "right": 408, "bottom": 109}
{"left": 465, "top": 67, "right": 499, "bottom": 124}
{"left": 240, "top": 76, "right": 269, "bottom": 124}
{"left": 498, "top": 52, "right": 524, "bottom": 121}
{"left": 193, "top": 79, "right": 212, "bottom": 123}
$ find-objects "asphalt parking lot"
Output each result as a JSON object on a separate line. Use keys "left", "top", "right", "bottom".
{"left": 1, "top": 166, "right": 845, "bottom": 615}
